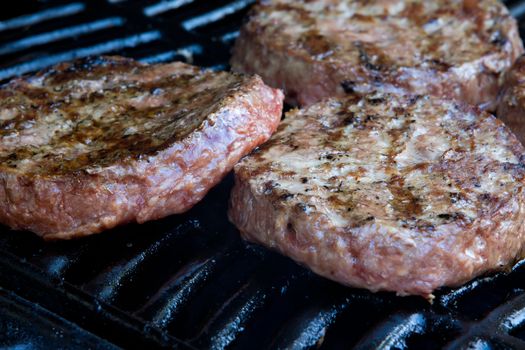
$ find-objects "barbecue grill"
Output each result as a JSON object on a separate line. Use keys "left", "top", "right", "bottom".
{"left": 2, "top": 0, "right": 525, "bottom": 349}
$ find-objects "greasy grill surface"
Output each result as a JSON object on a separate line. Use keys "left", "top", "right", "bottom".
{"left": 2, "top": 0, "right": 525, "bottom": 349}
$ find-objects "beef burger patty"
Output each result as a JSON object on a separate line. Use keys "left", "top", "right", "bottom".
{"left": 497, "top": 55, "right": 525, "bottom": 145}
{"left": 0, "top": 56, "right": 283, "bottom": 240}
{"left": 229, "top": 92, "right": 525, "bottom": 297}
{"left": 231, "top": 0, "right": 523, "bottom": 109}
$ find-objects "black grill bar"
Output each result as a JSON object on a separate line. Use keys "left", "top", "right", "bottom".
{"left": 0, "top": 17, "right": 124, "bottom": 55}
{"left": 179, "top": 0, "right": 254, "bottom": 31}
{"left": 2, "top": 1, "right": 525, "bottom": 349}
{"left": 0, "top": 0, "right": 254, "bottom": 82}
{"left": 143, "top": 0, "right": 197, "bottom": 17}
{"left": 0, "top": 3, "right": 86, "bottom": 32}
{"left": 0, "top": 287, "right": 118, "bottom": 350}
{"left": 0, "top": 31, "right": 162, "bottom": 80}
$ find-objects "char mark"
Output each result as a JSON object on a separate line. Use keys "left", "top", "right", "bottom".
{"left": 341, "top": 80, "right": 355, "bottom": 94}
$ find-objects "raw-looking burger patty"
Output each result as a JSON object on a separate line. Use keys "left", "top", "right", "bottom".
{"left": 231, "top": 0, "right": 523, "bottom": 109}
{"left": 229, "top": 92, "right": 525, "bottom": 298}
{"left": 0, "top": 56, "right": 283, "bottom": 240}
{"left": 497, "top": 55, "right": 525, "bottom": 145}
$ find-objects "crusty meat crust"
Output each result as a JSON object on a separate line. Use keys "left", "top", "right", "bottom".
{"left": 229, "top": 92, "right": 525, "bottom": 297}
{"left": 0, "top": 56, "right": 283, "bottom": 239}
{"left": 497, "top": 55, "right": 525, "bottom": 145}
{"left": 231, "top": 0, "right": 523, "bottom": 110}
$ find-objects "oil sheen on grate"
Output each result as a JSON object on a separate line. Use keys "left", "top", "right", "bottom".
{"left": 2, "top": 0, "right": 525, "bottom": 349}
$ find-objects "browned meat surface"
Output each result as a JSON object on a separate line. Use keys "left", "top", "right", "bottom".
{"left": 231, "top": 0, "right": 523, "bottom": 110}
{"left": 497, "top": 55, "right": 525, "bottom": 145}
{"left": 0, "top": 56, "right": 283, "bottom": 240}
{"left": 229, "top": 92, "right": 525, "bottom": 298}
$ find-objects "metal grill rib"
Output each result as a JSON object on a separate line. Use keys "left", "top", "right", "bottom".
{"left": 0, "top": 17, "right": 124, "bottom": 55}
{"left": 0, "top": 3, "right": 85, "bottom": 32}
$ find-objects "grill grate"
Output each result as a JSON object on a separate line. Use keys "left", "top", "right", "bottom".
{"left": 2, "top": 0, "right": 525, "bottom": 349}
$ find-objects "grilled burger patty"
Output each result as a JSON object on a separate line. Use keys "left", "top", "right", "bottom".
{"left": 231, "top": 0, "right": 523, "bottom": 109}
{"left": 497, "top": 55, "right": 525, "bottom": 145}
{"left": 0, "top": 56, "right": 283, "bottom": 240}
{"left": 229, "top": 93, "right": 525, "bottom": 297}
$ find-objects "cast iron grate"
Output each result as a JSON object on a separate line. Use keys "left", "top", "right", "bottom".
{"left": 1, "top": 0, "right": 525, "bottom": 349}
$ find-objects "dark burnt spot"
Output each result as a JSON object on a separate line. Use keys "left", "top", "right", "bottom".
{"left": 491, "top": 31, "right": 507, "bottom": 47}
{"left": 297, "top": 203, "right": 308, "bottom": 212}
{"left": 437, "top": 213, "right": 461, "bottom": 221}
{"left": 341, "top": 80, "right": 355, "bottom": 94}
{"left": 343, "top": 116, "right": 355, "bottom": 125}
{"left": 419, "top": 223, "right": 435, "bottom": 231}
{"left": 479, "top": 193, "right": 491, "bottom": 201}
{"left": 359, "top": 51, "right": 381, "bottom": 71}
{"left": 0, "top": 120, "right": 15, "bottom": 130}
{"left": 49, "top": 101, "right": 63, "bottom": 109}
{"left": 408, "top": 95, "right": 423, "bottom": 105}
{"left": 301, "top": 177, "right": 308, "bottom": 184}
{"left": 366, "top": 97, "right": 385, "bottom": 105}
{"left": 393, "top": 107, "right": 405, "bottom": 115}
{"left": 502, "top": 162, "right": 520, "bottom": 171}
{"left": 280, "top": 193, "right": 294, "bottom": 201}
{"left": 400, "top": 219, "right": 433, "bottom": 232}
{"left": 263, "top": 181, "right": 275, "bottom": 195}
{"left": 428, "top": 59, "right": 452, "bottom": 71}
{"left": 366, "top": 216, "right": 374, "bottom": 221}
{"left": 342, "top": 111, "right": 356, "bottom": 125}
{"left": 150, "top": 87, "right": 164, "bottom": 95}
{"left": 364, "top": 60, "right": 381, "bottom": 72}
{"left": 356, "top": 43, "right": 382, "bottom": 71}
{"left": 449, "top": 192, "right": 461, "bottom": 203}
{"left": 437, "top": 213, "right": 452, "bottom": 219}
{"left": 340, "top": 112, "right": 377, "bottom": 129}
